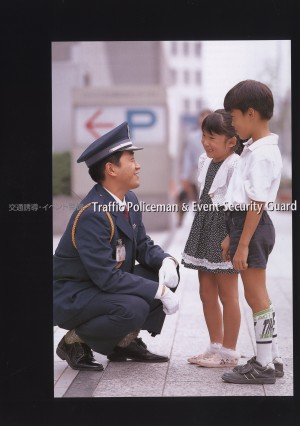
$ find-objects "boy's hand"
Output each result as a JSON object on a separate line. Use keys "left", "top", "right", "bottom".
{"left": 233, "top": 244, "right": 249, "bottom": 270}
{"left": 221, "top": 235, "right": 231, "bottom": 261}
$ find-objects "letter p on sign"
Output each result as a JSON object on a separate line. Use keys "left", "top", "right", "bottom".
{"left": 126, "top": 109, "right": 156, "bottom": 138}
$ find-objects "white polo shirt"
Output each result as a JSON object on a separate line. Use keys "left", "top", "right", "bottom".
{"left": 224, "top": 133, "right": 282, "bottom": 206}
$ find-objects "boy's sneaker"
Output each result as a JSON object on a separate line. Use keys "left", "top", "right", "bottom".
{"left": 187, "top": 350, "right": 215, "bottom": 365}
{"left": 222, "top": 356, "right": 276, "bottom": 384}
{"left": 197, "top": 352, "right": 239, "bottom": 368}
{"left": 273, "top": 357, "right": 284, "bottom": 377}
{"left": 233, "top": 356, "right": 284, "bottom": 378}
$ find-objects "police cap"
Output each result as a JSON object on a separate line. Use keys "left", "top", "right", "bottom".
{"left": 77, "top": 122, "right": 143, "bottom": 167}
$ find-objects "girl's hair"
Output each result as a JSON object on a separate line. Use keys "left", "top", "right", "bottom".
{"left": 88, "top": 151, "right": 123, "bottom": 183}
{"left": 201, "top": 109, "right": 244, "bottom": 155}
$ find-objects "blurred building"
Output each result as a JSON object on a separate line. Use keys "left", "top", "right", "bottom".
{"left": 52, "top": 40, "right": 204, "bottom": 160}
{"left": 52, "top": 41, "right": 205, "bottom": 230}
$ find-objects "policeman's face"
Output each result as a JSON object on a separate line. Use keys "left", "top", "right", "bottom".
{"left": 114, "top": 151, "right": 141, "bottom": 190}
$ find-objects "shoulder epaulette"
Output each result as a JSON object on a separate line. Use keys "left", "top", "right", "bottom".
{"left": 71, "top": 203, "right": 123, "bottom": 269}
{"left": 71, "top": 203, "right": 114, "bottom": 248}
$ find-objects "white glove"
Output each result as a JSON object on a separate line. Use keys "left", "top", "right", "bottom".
{"left": 159, "top": 257, "right": 179, "bottom": 289}
{"left": 154, "top": 285, "right": 179, "bottom": 315}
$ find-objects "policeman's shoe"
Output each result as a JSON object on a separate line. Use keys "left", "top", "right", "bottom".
{"left": 222, "top": 356, "right": 276, "bottom": 384}
{"left": 107, "top": 337, "right": 169, "bottom": 363}
{"left": 56, "top": 336, "right": 104, "bottom": 371}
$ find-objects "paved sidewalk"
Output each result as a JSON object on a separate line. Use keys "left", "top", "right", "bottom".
{"left": 53, "top": 209, "right": 293, "bottom": 397}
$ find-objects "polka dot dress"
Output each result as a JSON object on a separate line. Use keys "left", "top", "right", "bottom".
{"left": 182, "top": 160, "right": 236, "bottom": 274}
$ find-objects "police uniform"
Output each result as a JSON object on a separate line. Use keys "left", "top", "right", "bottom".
{"left": 53, "top": 122, "right": 177, "bottom": 363}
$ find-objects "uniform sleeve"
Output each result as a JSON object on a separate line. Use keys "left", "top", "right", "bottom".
{"left": 129, "top": 192, "right": 170, "bottom": 270}
{"left": 135, "top": 219, "right": 170, "bottom": 270}
{"left": 75, "top": 208, "right": 158, "bottom": 303}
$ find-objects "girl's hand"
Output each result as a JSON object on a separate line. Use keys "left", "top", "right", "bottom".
{"left": 221, "top": 235, "right": 231, "bottom": 261}
{"left": 233, "top": 244, "right": 249, "bottom": 270}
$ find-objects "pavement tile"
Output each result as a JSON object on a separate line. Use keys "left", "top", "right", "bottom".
{"left": 165, "top": 359, "right": 251, "bottom": 386}
{"left": 264, "top": 382, "right": 294, "bottom": 397}
{"left": 102, "top": 361, "right": 168, "bottom": 381}
{"left": 93, "top": 379, "right": 166, "bottom": 397}
{"left": 54, "top": 361, "right": 68, "bottom": 382}
{"left": 54, "top": 367, "right": 79, "bottom": 398}
{"left": 64, "top": 370, "right": 105, "bottom": 398}
{"left": 163, "top": 381, "right": 266, "bottom": 397}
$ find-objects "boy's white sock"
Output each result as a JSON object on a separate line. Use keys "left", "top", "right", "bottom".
{"left": 269, "top": 301, "right": 281, "bottom": 361}
{"left": 253, "top": 307, "right": 274, "bottom": 367}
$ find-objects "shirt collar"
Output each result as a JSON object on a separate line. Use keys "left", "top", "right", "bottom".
{"left": 103, "top": 186, "right": 126, "bottom": 207}
{"left": 244, "top": 133, "right": 279, "bottom": 151}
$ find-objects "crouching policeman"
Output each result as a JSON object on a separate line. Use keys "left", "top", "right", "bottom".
{"left": 53, "top": 122, "right": 180, "bottom": 371}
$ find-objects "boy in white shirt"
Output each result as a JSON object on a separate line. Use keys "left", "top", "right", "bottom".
{"left": 220, "top": 80, "right": 283, "bottom": 384}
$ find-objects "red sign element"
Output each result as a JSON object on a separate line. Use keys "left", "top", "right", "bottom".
{"left": 85, "top": 110, "right": 115, "bottom": 139}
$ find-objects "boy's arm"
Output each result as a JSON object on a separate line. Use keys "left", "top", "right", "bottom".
{"left": 233, "top": 200, "right": 265, "bottom": 270}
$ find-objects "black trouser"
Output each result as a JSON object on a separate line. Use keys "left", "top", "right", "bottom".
{"left": 60, "top": 264, "right": 178, "bottom": 355}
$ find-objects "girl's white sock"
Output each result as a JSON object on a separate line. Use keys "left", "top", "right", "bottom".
{"left": 209, "top": 342, "right": 222, "bottom": 352}
{"left": 220, "top": 346, "right": 240, "bottom": 358}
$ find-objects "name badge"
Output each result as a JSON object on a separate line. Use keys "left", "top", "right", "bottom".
{"left": 116, "top": 239, "right": 126, "bottom": 262}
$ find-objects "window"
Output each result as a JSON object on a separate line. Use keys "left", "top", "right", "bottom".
{"left": 195, "top": 70, "right": 202, "bottom": 85}
{"left": 170, "top": 69, "right": 177, "bottom": 84}
{"left": 195, "top": 42, "right": 202, "bottom": 57}
{"left": 183, "top": 42, "right": 189, "bottom": 56}
{"left": 196, "top": 99, "right": 203, "bottom": 111}
{"left": 171, "top": 41, "right": 177, "bottom": 55}
{"left": 184, "top": 99, "right": 190, "bottom": 112}
{"left": 184, "top": 70, "right": 190, "bottom": 84}
{"left": 83, "top": 72, "right": 91, "bottom": 86}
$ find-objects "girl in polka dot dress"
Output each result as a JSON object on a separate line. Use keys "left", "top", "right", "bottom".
{"left": 182, "top": 109, "right": 244, "bottom": 368}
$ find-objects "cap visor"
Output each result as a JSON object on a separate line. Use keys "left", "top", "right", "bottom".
{"left": 121, "top": 145, "right": 144, "bottom": 151}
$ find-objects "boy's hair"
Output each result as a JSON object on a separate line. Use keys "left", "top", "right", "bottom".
{"left": 88, "top": 151, "right": 123, "bottom": 183}
{"left": 223, "top": 80, "right": 274, "bottom": 120}
{"left": 202, "top": 109, "right": 244, "bottom": 155}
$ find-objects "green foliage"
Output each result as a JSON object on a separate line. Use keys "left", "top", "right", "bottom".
{"left": 53, "top": 151, "right": 71, "bottom": 195}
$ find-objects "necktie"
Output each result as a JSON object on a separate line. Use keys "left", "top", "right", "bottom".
{"left": 124, "top": 206, "right": 129, "bottom": 222}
